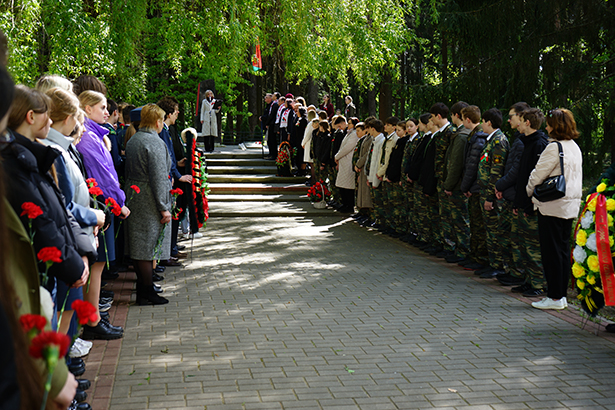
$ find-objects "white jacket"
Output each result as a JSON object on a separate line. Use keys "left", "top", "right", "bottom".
{"left": 377, "top": 133, "right": 399, "bottom": 178}
{"left": 526, "top": 138, "right": 583, "bottom": 219}
{"left": 301, "top": 125, "right": 316, "bottom": 163}
{"left": 335, "top": 129, "right": 359, "bottom": 189}
{"left": 367, "top": 133, "right": 386, "bottom": 187}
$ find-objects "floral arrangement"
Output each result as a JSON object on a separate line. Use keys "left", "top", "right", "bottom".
{"left": 190, "top": 135, "right": 209, "bottom": 229}
{"left": 307, "top": 179, "right": 331, "bottom": 203}
{"left": 170, "top": 188, "right": 184, "bottom": 220}
{"left": 572, "top": 179, "right": 615, "bottom": 315}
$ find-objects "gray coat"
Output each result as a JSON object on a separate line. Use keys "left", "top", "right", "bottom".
{"left": 124, "top": 129, "right": 172, "bottom": 261}
{"left": 355, "top": 135, "right": 373, "bottom": 208}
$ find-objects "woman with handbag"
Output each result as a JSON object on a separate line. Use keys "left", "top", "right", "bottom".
{"left": 526, "top": 108, "right": 582, "bottom": 310}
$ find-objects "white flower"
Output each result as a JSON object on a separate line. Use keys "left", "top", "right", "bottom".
{"left": 573, "top": 245, "right": 587, "bottom": 264}
{"left": 581, "top": 210, "right": 594, "bottom": 230}
{"left": 586, "top": 233, "right": 598, "bottom": 253}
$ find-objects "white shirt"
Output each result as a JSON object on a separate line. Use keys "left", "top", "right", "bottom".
{"left": 409, "top": 132, "right": 419, "bottom": 142}
{"left": 367, "top": 133, "right": 386, "bottom": 187}
{"left": 486, "top": 129, "right": 499, "bottom": 142}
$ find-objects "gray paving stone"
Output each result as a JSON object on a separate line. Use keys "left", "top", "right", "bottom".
{"left": 108, "top": 217, "right": 615, "bottom": 410}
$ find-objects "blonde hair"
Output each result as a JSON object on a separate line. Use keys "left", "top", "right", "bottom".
{"left": 46, "top": 87, "right": 79, "bottom": 123}
{"left": 7, "top": 85, "right": 49, "bottom": 130}
{"left": 78, "top": 90, "right": 105, "bottom": 110}
{"left": 140, "top": 103, "right": 165, "bottom": 130}
{"left": 36, "top": 75, "right": 73, "bottom": 94}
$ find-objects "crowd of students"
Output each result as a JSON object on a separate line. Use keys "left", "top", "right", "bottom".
{"left": 0, "top": 53, "right": 197, "bottom": 407}
{"left": 290, "top": 97, "right": 583, "bottom": 312}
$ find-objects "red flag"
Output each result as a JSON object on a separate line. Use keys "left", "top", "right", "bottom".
{"left": 252, "top": 39, "right": 262, "bottom": 71}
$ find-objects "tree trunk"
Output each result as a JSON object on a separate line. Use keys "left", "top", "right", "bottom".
{"left": 368, "top": 87, "right": 377, "bottom": 118}
{"left": 307, "top": 76, "right": 319, "bottom": 107}
{"left": 378, "top": 72, "right": 392, "bottom": 121}
{"left": 249, "top": 74, "right": 259, "bottom": 140}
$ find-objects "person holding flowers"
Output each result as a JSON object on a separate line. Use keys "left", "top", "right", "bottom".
{"left": 77, "top": 90, "right": 130, "bottom": 339}
{"left": 124, "top": 103, "right": 172, "bottom": 305}
{"left": 526, "top": 108, "right": 583, "bottom": 310}
{"left": 0, "top": 71, "right": 78, "bottom": 409}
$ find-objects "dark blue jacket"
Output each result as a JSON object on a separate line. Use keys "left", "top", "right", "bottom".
{"left": 460, "top": 129, "right": 488, "bottom": 194}
{"left": 159, "top": 124, "right": 181, "bottom": 180}
{"left": 514, "top": 130, "right": 549, "bottom": 214}
{"left": 495, "top": 132, "right": 524, "bottom": 202}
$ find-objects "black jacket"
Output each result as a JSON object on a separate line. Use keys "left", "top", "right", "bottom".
{"left": 406, "top": 133, "right": 430, "bottom": 182}
{"left": 1, "top": 132, "right": 89, "bottom": 291}
{"left": 495, "top": 132, "right": 524, "bottom": 202}
{"left": 316, "top": 131, "right": 332, "bottom": 165}
{"left": 513, "top": 129, "right": 549, "bottom": 213}
{"left": 460, "top": 129, "right": 488, "bottom": 194}
{"left": 330, "top": 129, "right": 346, "bottom": 167}
{"left": 419, "top": 135, "right": 437, "bottom": 195}
{"left": 386, "top": 136, "right": 409, "bottom": 183}
{"left": 267, "top": 101, "right": 279, "bottom": 129}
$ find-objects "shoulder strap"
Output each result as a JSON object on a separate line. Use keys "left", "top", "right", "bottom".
{"left": 555, "top": 141, "right": 564, "bottom": 174}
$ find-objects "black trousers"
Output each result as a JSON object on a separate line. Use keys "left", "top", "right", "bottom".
{"left": 204, "top": 135, "right": 215, "bottom": 152}
{"left": 340, "top": 187, "right": 355, "bottom": 210}
{"left": 267, "top": 129, "right": 278, "bottom": 157}
{"left": 537, "top": 212, "right": 573, "bottom": 299}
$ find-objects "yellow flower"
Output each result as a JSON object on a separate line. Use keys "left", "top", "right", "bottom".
{"left": 597, "top": 183, "right": 607, "bottom": 193}
{"left": 572, "top": 263, "right": 586, "bottom": 278}
{"left": 587, "top": 198, "right": 597, "bottom": 212}
{"left": 587, "top": 275, "right": 596, "bottom": 285}
{"left": 587, "top": 254, "right": 600, "bottom": 272}
{"left": 577, "top": 279, "right": 585, "bottom": 290}
{"left": 607, "top": 198, "right": 615, "bottom": 211}
{"left": 576, "top": 229, "right": 588, "bottom": 246}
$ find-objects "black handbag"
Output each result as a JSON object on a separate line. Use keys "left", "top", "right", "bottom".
{"left": 533, "top": 141, "right": 566, "bottom": 202}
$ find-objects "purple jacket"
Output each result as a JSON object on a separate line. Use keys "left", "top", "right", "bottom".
{"left": 77, "top": 117, "right": 126, "bottom": 206}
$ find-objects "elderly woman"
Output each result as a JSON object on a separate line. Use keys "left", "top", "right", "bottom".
{"left": 200, "top": 89, "right": 218, "bottom": 153}
{"left": 125, "top": 104, "right": 172, "bottom": 305}
{"left": 527, "top": 108, "right": 582, "bottom": 310}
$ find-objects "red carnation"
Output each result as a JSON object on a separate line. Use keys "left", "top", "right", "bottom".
{"left": 89, "top": 186, "right": 104, "bottom": 197}
{"left": 29, "top": 331, "right": 71, "bottom": 359}
{"left": 170, "top": 188, "right": 183, "bottom": 196}
{"left": 37, "top": 247, "right": 62, "bottom": 264}
{"left": 20, "top": 202, "right": 43, "bottom": 219}
{"left": 71, "top": 300, "right": 98, "bottom": 325}
{"left": 105, "top": 197, "right": 122, "bottom": 216}
{"left": 85, "top": 178, "right": 98, "bottom": 187}
{"left": 130, "top": 185, "right": 141, "bottom": 194}
{"left": 19, "top": 314, "right": 47, "bottom": 333}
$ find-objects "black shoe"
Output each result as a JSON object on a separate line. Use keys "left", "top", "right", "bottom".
{"left": 436, "top": 250, "right": 454, "bottom": 258}
{"left": 77, "top": 379, "right": 91, "bottom": 391}
{"left": 100, "top": 289, "right": 114, "bottom": 299}
{"left": 154, "top": 265, "right": 166, "bottom": 273}
{"left": 474, "top": 266, "right": 493, "bottom": 275}
{"left": 177, "top": 245, "right": 186, "bottom": 251}
{"left": 153, "top": 284, "right": 163, "bottom": 293}
{"left": 81, "top": 322, "right": 123, "bottom": 340}
{"left": 497, "top": 274, "right": 525, "bottom": 286}
{"left": 153, "top": 273, "right": 164, "bottom": 282}
{"left": 101, "top": 270, "right": 119, "bottom": 280}
{"left": 605, "top": 324, "right": 615, "bottom": 333}
{"left": 74, "top": 389, "right": 87, "bottom": 403}
{"left": 446, "top": 255, "right": 466, "bottom": 264}
{"left": 479, "top": 269, "right": 504, "bottom": 279}
{"left": 522, "top": 287, "right": 546, "bottom": 297}
{"left": 336, "top": 206, "right": 353, "bottom": 213}
{"left": 76, "top": 403, "right": 92, "bottom": 410}
{"left": 458, "top": 258, "right": 475, "bottom": 267}
{"left": 68, "top": 361, "right": 85, "bottom": 377}
{"left": 427, "top": 246, "right": 443, "bottom": 255}
{"left": 464, "top": 262, "right": 484, "bottom": 271}
{"left": 100, "top": 316, "right": 123, "bottom": 333}
{"left": 512, "top": 283, "right": 532, "bottom": 293}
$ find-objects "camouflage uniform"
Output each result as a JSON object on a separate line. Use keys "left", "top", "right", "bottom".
{"left": 402, "top": 133, "right": 422, "bottom": 235}
{"left": 477, "top": 129, "right": 510, "bottom": 270}
{"left": 517, "top": 212, "right": 545, "bottom": 289}
{"left": 468, "top": 194, "right": 489, "bottom": 265}
{"left": 434, "top": 124, "right": 455, "bottom": 250}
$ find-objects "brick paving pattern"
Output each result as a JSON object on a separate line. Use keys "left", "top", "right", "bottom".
{"left": 102, "top": 216, "right": 615, "bottom": 410}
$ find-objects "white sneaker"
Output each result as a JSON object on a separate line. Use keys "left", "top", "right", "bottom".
{"left": 192, "top": 232, "right": 203, "bottom": 238}
{"left": 532, "top": 297, "right": 567, "bottom": 310}
{"left": 76, "top": 338, "right": 93, "bottom": 349}
{"left": 69, "top": 339, "right": 92, "bottom": 358}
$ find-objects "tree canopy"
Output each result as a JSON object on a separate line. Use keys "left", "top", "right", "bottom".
{"left": 1, "top": 0, "right": 614, "bottom": 176}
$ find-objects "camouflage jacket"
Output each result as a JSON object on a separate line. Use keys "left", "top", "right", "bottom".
{"left": 477, "top": 129, "right": 509, "bottom": 203}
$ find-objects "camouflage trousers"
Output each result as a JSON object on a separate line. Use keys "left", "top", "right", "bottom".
{"left": 448, "top": 191, "right": 471, "bottom": 258}
{"left": 313, "top": 159, "right": 325, "bottom": 184}
{"left": 517, "top": 211, "right": 545, "bottom": 289}
{"left": 413, "top": 187, "right": 430, "bottom": 242}
{"left": 384, "top": 181, "right": 405, "bottom": 233}
{"left": 468, "top": 194, "right": 488, "bottom": 265}
{"left": 437, "top": 185, "right": 455, "bottom": 252}
{"left": 500, "top": 201, "right": 522, "bottom": 276}
{"left": 402, "top": 179, "right": 414, "bottom": 234}
{"left": 479, "top": 194, "right": 510, "bottom": 270}
{"left": 421, "top": 191, "right": 439, "bottom": 245}
{"left": 370, "top": 184, "right": 385, "bottom": 224}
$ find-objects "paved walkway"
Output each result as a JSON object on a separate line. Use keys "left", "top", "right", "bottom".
{"left": 91, "top": 216, "right": 615, "bottom": 410}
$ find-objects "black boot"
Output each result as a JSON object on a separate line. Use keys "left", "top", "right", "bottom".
{"left": 137, "top": 284, "right": 169, "bottom": 306}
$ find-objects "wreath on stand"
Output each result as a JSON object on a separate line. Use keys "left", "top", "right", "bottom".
{"left": 276, "top": 141, "right": 294, "bottom": 177}
{"left": 184, "top": 128, "right": 210, "bottom": 232}
{"left": 572, "top": 179, "right": 615, "bottom": 316}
